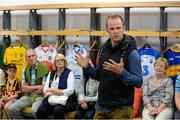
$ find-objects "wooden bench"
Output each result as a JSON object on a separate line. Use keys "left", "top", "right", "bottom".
{"left": 22, "top": 107, "right": 142, "bottom": 119}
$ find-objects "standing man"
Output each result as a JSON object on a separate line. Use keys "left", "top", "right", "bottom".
{"left": 75, "top": 15, "right": 143, "bottom": 119}
{"left": 8, "top": 48, "right": 49, "bottom": 119}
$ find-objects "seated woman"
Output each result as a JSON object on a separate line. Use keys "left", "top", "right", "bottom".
{"left": 174, "top": 74, "right": 180, "bottom": 119}
{"left": 36, "top": 53, "right": 75, "bottom": 119}
{"left": 142, "top": 57, "right": 174, "bottom": 120}
{"left": 75, "top": 58, "right": 99, "bottom": 119}
{"left": 0, "top": 64, "right": 21, "bottom": 110}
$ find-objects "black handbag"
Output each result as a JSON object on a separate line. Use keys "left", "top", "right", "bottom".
{"left": 65, "top": 91, "right": 77, "bottom": 111}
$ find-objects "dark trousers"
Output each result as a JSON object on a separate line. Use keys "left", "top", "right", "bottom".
{"left": 174, "top": 109, "right": 180, "bottom": 119}
{"left": 36, "top": 99, "right": 66, "bottom": 119}
{"left": 75, "top": 102, "right": 95, "bottom": 119}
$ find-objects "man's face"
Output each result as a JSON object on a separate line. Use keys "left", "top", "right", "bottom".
{"left": 26, "top": 50, "right": 37, "bottom": 67}
{"left": 106, "top": 18, "right": 124, "bottom": 45}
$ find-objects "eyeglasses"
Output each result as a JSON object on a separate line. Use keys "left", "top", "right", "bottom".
{"left": 55, "top": 59, "right": 64, "bottom": 63}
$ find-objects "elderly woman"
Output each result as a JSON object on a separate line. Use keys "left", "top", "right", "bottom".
{"left": 142, "top": 57, "right": 174, "bottom": 120}
{"left": 36, "top": 53, "right": 75, "bottom": 119}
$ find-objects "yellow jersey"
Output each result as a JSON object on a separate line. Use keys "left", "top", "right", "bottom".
{"left": 4, "top": 46, "right": 27, "bottom": 81}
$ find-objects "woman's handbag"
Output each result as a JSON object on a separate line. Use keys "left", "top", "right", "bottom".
{"left": 48, "top": 95, "right": 68, "bottom": 105}
{"left": 65, "top": 91, "right": 77, "bottom": 111}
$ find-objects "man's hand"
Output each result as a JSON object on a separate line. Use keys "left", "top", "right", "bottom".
{"left": 33, "top": 85, "right": 43, "bottom": 94}
{"left": 75, "top": 53, "right": 89, "bottom": 68}
{"left": 103, "top": 58, "right": 124, "bottom": 74}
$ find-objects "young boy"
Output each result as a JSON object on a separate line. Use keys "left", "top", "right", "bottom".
{"left": 0, "top": 64, "right": 21, "bottom": 110}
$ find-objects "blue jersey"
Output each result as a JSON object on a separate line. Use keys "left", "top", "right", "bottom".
{"left": 138, "top": 47, "right": 160, "bottom": 80}
{"left": 163, "top": 47, "right": 180, "bottom": 85}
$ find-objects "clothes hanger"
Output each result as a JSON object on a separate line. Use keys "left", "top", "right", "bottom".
{"left": 57, "top": 40, "right": 68, "bottom": 51}
{"left": 41, "top": 40, "right": 50, "bottom": 47}
{"left": 55, "top": 36, "right": 68, "bottom": 50}
{"left": 171, "top": 43, "right": 180, "bottom": 50}
{"left": 11, "top": 39, "right": 23, "bottom": 47}
{"left": 89, "top": 40, "right": 99, "bottom": 52}
{"left": 73, "top": 35, "right": 81, "bottom": 46}
{"left": 74, "top": 40, "right": 80, "bottom": 46}
{"left": 41, "top": 36, "right": 50, "bottom": 47}
{"left": 142, "top": 38, "right": 151, "bottom": 49}
{"left": 143, "top": 43, "right": 151, "bottom": 49}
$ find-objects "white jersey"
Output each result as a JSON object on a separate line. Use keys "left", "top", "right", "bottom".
{"left": 35, "top": 44, "right": 57, "bottom": 71}
{"left": 138, "top": 47, "right": 160, "bottom": 80}
{"left": 66, "top": 44, "right": 87, "bottom": 95}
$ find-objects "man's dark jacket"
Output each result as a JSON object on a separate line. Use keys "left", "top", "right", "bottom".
{"left": 84, "top": 34, "right": 142, "bottom": 109}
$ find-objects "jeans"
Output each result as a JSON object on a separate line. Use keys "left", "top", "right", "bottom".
{"left": 36, "top": 98, "right": 67, "bottom": 119}
{"left": 75, "top": 102, "right": 95, "bottom": 119}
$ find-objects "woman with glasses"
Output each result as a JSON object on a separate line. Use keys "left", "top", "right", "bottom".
{"left": 37, "top": 53, "right": 75, "bottom": 119}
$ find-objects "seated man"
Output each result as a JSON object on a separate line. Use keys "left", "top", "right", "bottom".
{"left": 7, "top": 48, "right": 49, "bottom": 119}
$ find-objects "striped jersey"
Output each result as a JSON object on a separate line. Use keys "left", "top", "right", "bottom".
{"left": 3, "top": 78, "right": 21, "bottom": 97}
{"left": 163, "top": 47, "right": 180, "bottom": 85}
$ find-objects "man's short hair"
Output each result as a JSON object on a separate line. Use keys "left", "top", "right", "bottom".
{"left": 106, "top": 15, "right": 124, "bottom": 28}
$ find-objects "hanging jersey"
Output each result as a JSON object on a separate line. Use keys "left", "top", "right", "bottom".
{"left": 35, "top": 45, "right": 57, "bottom": 71}
{"left": 163, "top": 47, "right": 180, "bottom": 85}
{"left": 4, "top": 46, "right": 27, "bottom": 81}
{"left": 66, "top": 44, "right": 87, "bottom": 95}
{"left": 0, "top": 45, "right": 3, "bottom": 69}
{"left": 138, "top": 47, "right": 160, "bottom": 80}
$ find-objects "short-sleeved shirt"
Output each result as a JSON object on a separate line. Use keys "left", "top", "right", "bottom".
{"left": 4, "top": 78, "right": 21, "bottom": 97}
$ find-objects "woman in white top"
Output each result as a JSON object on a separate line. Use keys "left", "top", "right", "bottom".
{"left": 36, "top": 53, "right": 75, "bottom": 119}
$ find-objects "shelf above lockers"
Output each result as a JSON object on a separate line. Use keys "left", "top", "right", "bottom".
{"left": 0, "top": 1, "right": 180, "bottom": 11}
{"left": 0, "top": 2, "right": 180, "bottom": 38}
{"left": 0, "top": 30, "right": 180, "bottom": 37}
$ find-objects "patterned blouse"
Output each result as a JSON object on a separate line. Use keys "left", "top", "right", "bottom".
{"left": 142, "top": 76, "right": 174, "bottom": 108}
